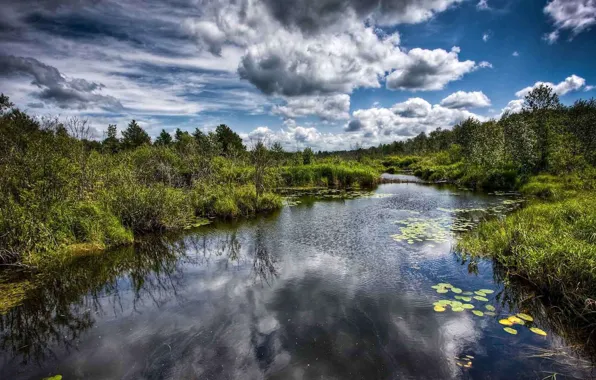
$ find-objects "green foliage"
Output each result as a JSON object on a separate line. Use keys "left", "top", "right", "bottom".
{"left": 280, "top": 162, "right": 379, "bottom": 188}
{"left": 215, "top": 124, "right": 245, "bottom": 156}
{"left": 154, "top": 129, "right": 173, "bottom": 146}
{"left": 302, "top": 147, "right": 314, "bottom": 165}
{"left": 121, "top": 120, "right": 151, "bottom": 150}
{"left": 458, "top": 191, "right": 596, "bottom": 319}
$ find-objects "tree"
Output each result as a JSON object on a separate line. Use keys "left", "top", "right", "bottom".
{"left": 270, "top": 141, "right": 285, "bottom": 163}
{"left": 121, "top": 120, "right": 150, "bottom": 150}
{"left": 302, "top": 147, "right": 314, "bottom": 165}
{"left": 523, "top": 84, "right": 561, "bottom": 112}
{"left": 215, "top": 124, "right": 245, "bottom": 155}
{"left": 154, "top": 129, "right": 172, "bottom": 146}
{"left": 251, "top": 139, "right": 271, "bottom": 200}
{"left": 102, "top": 124, "right": 120, "bottom": 154}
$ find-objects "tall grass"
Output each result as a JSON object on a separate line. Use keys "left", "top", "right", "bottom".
{"left": 279, "top": 162, "right": 379, "bottom": 188}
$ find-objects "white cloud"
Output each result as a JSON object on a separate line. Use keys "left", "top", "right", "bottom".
{"left": 478, "top": 61, "right": 493, "bottom": 68}
{"left": 500, "top": 99, "right": 524, "bottom": 115}
{"left": 347, "top": 97, "right": 485, "bottom": 140}
{"left": 477, "top": 0, "right": 490, "bottom": 10}
{"left": 482, "top": 32, "right": 491, "bottom": 42}
{"left": 440, "top": 91, "right": 491, "bottom": 109}
{"left": 272, "top": 94, "right": 350, "bottom": 120}
{"left": 385, "top": 47, "right": 480, "bottom": 91}
{"left": 515, "top": 74, "right": 589, "bottom": 97}
{"left": 512, "top": 51, "right": 520, "bottom": 57}
{"left": 543, "top": 0, "right": 596, "bottom": 43}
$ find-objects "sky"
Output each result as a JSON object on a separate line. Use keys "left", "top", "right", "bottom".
{"left": 0, "top": 0, "right": 595, "bottom": 151}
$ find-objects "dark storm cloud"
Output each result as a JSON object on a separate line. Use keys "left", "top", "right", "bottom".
{"left": 0, "top": 55, "right": 122, "bottom": 110}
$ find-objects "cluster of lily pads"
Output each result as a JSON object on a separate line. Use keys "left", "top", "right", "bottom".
{"left": 431, "top": 283, "right": 496, "bottom": 314}
{"left": 391, "top": 217, "right": 451, "bottom": 244}
{"left": 498, "top": 314, "right": 547, "bottom": 336}
{"left": 455, "top": 355, "right": 474, "bottom": 368}
{"left": 431, "top": 283, "right": 548, "bottom": 338}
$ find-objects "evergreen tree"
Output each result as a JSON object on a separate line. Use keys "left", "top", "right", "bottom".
{"left": 102, "top": 124, "right": 120, "bottom": 153}
{"left": 154, "top": 129, "right": 172, "bottom": 146}
{"left": 215, "top": 124, "right": 245, "bottom": 155}
{"left": 121, "top": 120, "right": 150, "bottom": 150}
{"left": 302, "top": 147, "right": 314, "bottom": 165}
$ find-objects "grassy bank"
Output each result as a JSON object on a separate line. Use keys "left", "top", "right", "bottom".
{"left": 457, "top": 173, "right": 596, "bottom": 329}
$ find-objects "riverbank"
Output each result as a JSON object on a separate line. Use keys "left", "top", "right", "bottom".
{"left": 457, "top": 172, "right": 596, "bottom": 342}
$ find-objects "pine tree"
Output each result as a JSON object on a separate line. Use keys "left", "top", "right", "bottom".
{"left": 121, "top": 120, "right": 150, "bottom": 150}
{"left": 154, "top": 129, "right": 172, "bottom": 146}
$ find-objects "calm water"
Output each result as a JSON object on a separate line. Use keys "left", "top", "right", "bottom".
{"left": 1, "top": 182, "right": 594, "bottom": 379}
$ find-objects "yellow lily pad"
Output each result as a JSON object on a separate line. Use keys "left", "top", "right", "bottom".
{"left": 472, "top": 310, "right": 484, "bottom": 317}
{"left": 529, "top": 327, "right": 547, "bottom": 336}
{"left": 499, "top": 319, "right": 514, "bottom": 326}
{"left": 434, "top": 305, "right": 446, "bottom": 312}
{"left": 507, "top": 316, "right": 525, "bottom": 325}
{"left": 517, "top": 313, "right": 534, "bottom": 322}
{"left": 503, "top": 327, "right": 518, "bottom": 335}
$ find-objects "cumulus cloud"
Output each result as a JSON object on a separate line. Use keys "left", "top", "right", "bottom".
{"left": 543, "top": 0, "right": 596, "bottom": 43}
{"left": 500, "top": 99, "right": 524, "bottom": 115}
{"left": 272, "top": 94, "right": 350, "bottom": 120}
{"left": 512, "top": 51, "right": 520, "bottom": 57}
{"left": 385, "top": 47, "right": 479, "bottom": 91}
{"left": 0, "top": 55, "right": 122, "bottom": 110}
{"left": 482, "top": 32, "right": 491, "bottom": 42}
{"left": 347, "top": 97, "right": 484, "bottom": 139}
{"left": 440, "top": 91, "right": 491, "bottom": 109}
{"left": 514, "top": 74, "right": 589, "bottom": 97}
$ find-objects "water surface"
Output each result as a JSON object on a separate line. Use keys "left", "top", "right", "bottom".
{"left": 1, "top": 183, "right": 593, "bottom": 379}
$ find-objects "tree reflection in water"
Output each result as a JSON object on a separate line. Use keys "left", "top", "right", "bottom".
{"left": 0, "top": 226, "right": 279, "bottom": 367}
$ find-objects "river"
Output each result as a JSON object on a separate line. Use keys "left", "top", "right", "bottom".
{"left": 0, "top": 179, "right": 593, "bottom": 379}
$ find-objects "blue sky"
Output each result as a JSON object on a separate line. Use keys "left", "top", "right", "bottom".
{"left": 0, "top": 0, "right": 595, "bottom": 150}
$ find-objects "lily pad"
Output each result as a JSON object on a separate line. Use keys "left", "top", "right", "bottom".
{"left": 43, "top": 377, "right": 63, "bottom": 380}
{"left": 485, "top": 312, "right": 497, "bottom": 316}
{"left": 474, "top": 296, "right": 489, "bottom": 302}
{"left": 462, "top": 291, "right": 474, "bottom": 295}
{"left": 503, "top": 327, "right": 518, "bottom": 335}
{"left": 452, "top": 307, "right": 465, "bottom": 312}
{"left": 472, "top": 310, "right": 484, "bottom": 317}
{"left": 462, "top": 304, "right": 474, "bottom": 309}
{"left": 451, "top": 287, "right": 462, "bottom": 294}
{"left": 479, "top": 289, "right": 494, "bottom": 294}
{"left": 499, "top": 319, "right": 514, "bottom": 326}
{"left": 485, "top": 305, "right": 496, "bottom": 312}
{"left": 437, "top": 289, "right": 449, "bottom": 294}
{"left": 517, "top": 313, "right": 534, "bottom": 322}
{"left": 474, "top": 291, "right": 487, "bottom": 296}
{"left": 507, "top": 316, "right": 525, "bottom": 325}
{"left": 460, "top": 296, "right": 472, "bottom": 302}
{"left": 529, "top": 327, "right": 547, "bottom": 336}
{"left": 454, "top": 295, "right": 464, "bottom": 300}
{"left": 434, "top": 305, "right": 446, "bottom": 312}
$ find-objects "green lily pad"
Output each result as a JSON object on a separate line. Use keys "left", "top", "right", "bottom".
{"left": 472, "top": 310, "right": 484, "bottom": 317}
{"left": 43, "top": 376, "right": 63, "bottom": 380}
{"left": 485, "top": 305, "right": 496, "bottom": 312}
{"left": 479, "top": 289, "right": 494, "bottom": 294}
{"left": 462, "top": 304, "right": 474, "bottom": 310}
{"left": 437, "top": 289, "right": 448, "bottom": 294}
{"left": 460, "top": 296, "right": 472, "bottom": 302}
{"left": 474, "top": 296, "right": 489, "bottom": 302}
{"left": 451, "top": 287, "right": 462, "bottom": 294}
{"left": 474, "top": 291, "right": 487, "bottom": 296}
{"left": 503, "top": 327, "right": 518, "bottom": 335}
{"left": 452, "top": 307, "right": 464, "bottom": 312}
{"left": 485, "top": 312, "right": 497, "bottom": 316}
{"left": 462, "top": 291, "right": 474, "bottom": 295}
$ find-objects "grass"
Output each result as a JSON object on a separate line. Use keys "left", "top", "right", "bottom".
{"left": 279, "top": 162, "right": 380, "bottom": 188}
{"left": 458, "top": 174, "right": 596, "bottom": 327}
